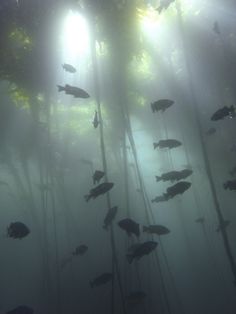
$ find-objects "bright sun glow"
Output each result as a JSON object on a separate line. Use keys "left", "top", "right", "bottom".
{"left": 137, "top": 7, "right": 160, "bottom": 38}
{"left": 62, "top": 11, "right": 90, "bottom": 59}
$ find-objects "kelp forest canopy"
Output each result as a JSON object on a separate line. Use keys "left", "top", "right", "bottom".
{"left": 0, "top": 1, "right": 236, "bottom": 314}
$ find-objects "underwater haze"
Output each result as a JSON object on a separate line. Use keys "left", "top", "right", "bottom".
{"left": 0, "top": 0, "right": 236, "bottom": 313}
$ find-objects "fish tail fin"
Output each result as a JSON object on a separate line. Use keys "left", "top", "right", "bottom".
{"left": 153, "top": 143, "right": 158, "bottom": 149}
{"left": 157, "top": 6, "right": 162, "bottom": 13}
{"left": 155, "top": 176, "right": 161, "bottom": 182}
{"left": 143, "top": 226, "right": 148, "bottom": 232}
{"left": 57, "top": 85, "right": 64, "bottom": 92}
{"left": 223, "top": 183, "right": 228, "bottom": 190}
{"left": 103, "top": 225, "right": 108, "bottom": 230}
{"left": 151, "top": 198, "right": 155, "bottom": 203}
{"left": 84, "top": 194, "right": 91, "bottom": 202}
{"left": 62, "top": 64, "right": 65, "bottom": 69}
{"left": 126, "top": 254, "right": 133, "bottom": 264}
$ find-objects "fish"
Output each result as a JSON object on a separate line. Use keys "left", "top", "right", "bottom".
{"left": 195, "top": 217, "right": 205, "bottom": 224}
{"left": 155, "top": 169, "right": 193, "bottom": 183}
{"left": 151, "top": 99, "right": 174, "bottom": 113}
{"left": 61, "top": 244, "right": 88, "bottom": 268}
{"left": 216, "top": 220, "right": 230, "bottom": 232}
{"left": 153, "top": 139, "right": 182, "bottom": 149}
{"left": 143, "top": 225, "right": 170, "bottom": 235}
{"left": 103, "top": 206, "right": 118, "bottom": 229}
{"left": 223, "top": 180, "right": 236, "bottom": 191}
{"left": 72, "top": 244, "right": 88, "bottom": 256}
{"left": 164, "top": 181, "right": 191, "bottom": 199}
{"left": 6, "top": 306, "right": 33, "bottom": 314}
{"left": 57, "top": 84, "right": 90, "bottom": 98}
{"left": 126, "top": 291, "right": 146, "bottom": 304}
{"left": 118, "top": 218, "right": 140, "bottom": 237}
{"left": 211, "top": 105, "right": 235, "bottom": 121}
{"left": 213, "top": 21, "right": 220, "bottom": 34}
{"left": 156, "top": 0, "right": 175, "bottom": 13}
{"left": 93, "top": 110, "right": 99, "bottom": 128}
{"left": 90, "top": 273, "right": 112, "bottom": 288}
{"left": 93, "top": 170, "right": 105, "bottom": 184}
{"left": 229, "top": 166, "right": 236, "bottom": 176}
{"left": 205, "top": 127, "right": 216, "bottom": 136}
{"left": 151, "top": 194, "right": 168, "bottom": 203}
{"left": 61, "top": 256, "right": 73, "bottom": 269}
{"left": 7, "top": 222, "right": 30, "bottom": 239}
{"left": 62, "top": 63, "right": 76, "bottom": 73}
{"left": 84, "top": 182, "right": 114, "bottom": 202}
{"left": 126, "top": 241, "right": 158, "bottom": 264}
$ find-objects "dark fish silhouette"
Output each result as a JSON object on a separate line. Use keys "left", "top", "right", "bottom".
{"left": 126, "top": 241, "right": 157, "bottom": 264}
{"left": 57, "top": 84, "right": 90, "bottom": 98}
{"left": 206, "top": 127, "right": 216, "bottom": 136}
{"left": 93, "top": 110, "right": 99, "bottom": 128}
{"left": 164, "top": 181, "right": 191, "bottom": 199}
{"left": 72, "top": 244, "right": 88, "bottom": 256}
{"left": 151, "top": 99, "right": 174, "bottom": 113}
{"left": 103, "top": 206, "right": 118, "bottom": 229}
{"left": 93, "top": 170, "right": 105, "bottom": 184}
{"left": 90, "top": 273, "right": 112, "bottom": 288}
{"left": 143, "top": 225, "right": 170, "bottom": 235}
{"left": 153, "top": 139, "right": 182, "bottom": 149}
{"left": 195, "top": 217, "right": 205, "bottom": 224}
{"left": 223, "top": 180, "right": 236, "bottom": 191}
{"left": 216, "top": 220, "right": 230, "bottom": 232}
{"left": 84, "top": 182, "right": 114, "bottom": 202}
{"left": 62, "top": 63, "right": 76, "bottom": 73}
{"left": 213, "top": 21, "right": 220, "bottom": 34}
{"left": 151, "top": 194, "right": 168, "bottom": 203}
{"left": 61, "top": 244, "right": 88, "bottom": 268}
{"left": 156, "top": 0, "right": 175, "bottom": 13}
{"left": 61, "top": 256, "right": 73, "bottom": 269}
{"left": 118, "top": 218, "right": 140, "bottom": 237}
{"left": 211, "top": 106, "right": 235, "bottom": 121}
{"left": 7, "top": 222, "right": 30, "bottom": 239}
{"left": 156, "top": 169, "right": 192, "bottom": 182}
{"left": 126, "top": 291, "right": 146, "bottom": 304}
{"left": 6, "top": 305, "right": 33, "bottom": 314}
